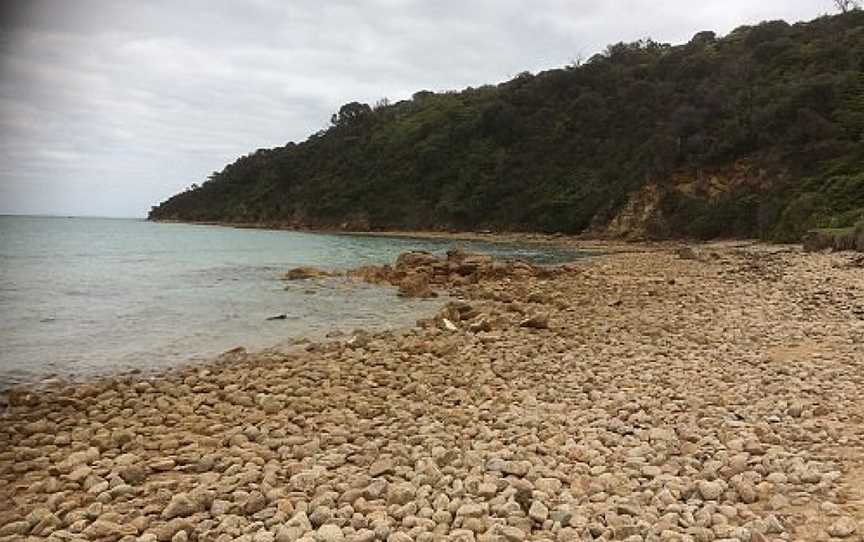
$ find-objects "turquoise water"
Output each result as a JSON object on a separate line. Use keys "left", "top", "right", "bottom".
{"left": 0, "top": 216, "right": 580, "bottom": 386}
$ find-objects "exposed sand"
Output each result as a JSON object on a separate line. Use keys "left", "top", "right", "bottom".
{"left": 1, "top": 242, "right": 863, "bottom": 542}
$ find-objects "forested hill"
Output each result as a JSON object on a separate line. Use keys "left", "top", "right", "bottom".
{"left": 149, "top": 12, "right": 864, "bottom": 240}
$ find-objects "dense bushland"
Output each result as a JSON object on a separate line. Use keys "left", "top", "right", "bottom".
{"left": 150, "top": 12, "right": 864, "bottom": 240}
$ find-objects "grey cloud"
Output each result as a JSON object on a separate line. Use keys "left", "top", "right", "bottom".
{"left": 0, "top": 0, "right": 829, "bottom": 217}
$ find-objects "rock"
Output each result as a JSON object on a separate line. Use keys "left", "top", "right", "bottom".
{"left": 0, "top": 520, "right": 30, "bottom": 536}
{"left": 468, "top": 317, "right": 492, "bottom": 333}
{"left": 150, "top": 458, "right": 176, "bottom": 471}
{"left": 276, "top": 525, "right": 306, "bottom": 542}
{"left": 162, "top": 493, "right": 198, "bottom": 519}
{"left": 477, "top": 482, "right": 497, "bottom": 498}
{"left": 68, "top": 465, "right": 92, "bottom": 483}
{"left": 441, "top": 318, "right": 458, "bottom": 331}
{"left": 83, "top": 519, "right": 138, "bottom": 538}
{"left": 502, "top": 460, "right": 530, "bottom": 477}
{"left": 456, "top": 503, "right": 484, "bottom": 518}
{"left": 676, "top": 246, "right": 698, "bottom": 260}
{"left": 397, "top": 274, "right": 436, "bottom": 298}
{"left": 369, "top": 458, "right": 395, "bottom": 477}
{"left": 285, "top": 267, "right": 335, "bottom": 280}
{"left": 528, "top": 500, "right": 549, "bottom": 522}
{"left": 499, "top": 526, "right": 525, "bottom": 541}
{"left": 257, "top": 393, "right": 284, "bottom": 414}
{"left": 315, "top": 524, "right": 345, "bottom": 542}
{"left": 56, "top": 447, "right": 99, "bottom": 473}
{"left": 827, "top": 517, "right": 858, "bottom": 538}
{"left": 697, "top": 480, "right": 725, "bottom": 501}
{"left": 244, "top": 491, "right": 267, "bottom": 514}
{"left": 118, "top": 464, "right": 148, "bottom": 485}
{"left": 520, "top": 313, "right": 549, "bottom": 329}
{"left": 150, "top": 519, "right": 193, "bottom": 542}
{"left": 29, "top": 510, "right": 62, "bottom": 536}
{"left": 387, "top": 482, "right": 416, "bottom": 506}
{"left": 395, "top": 251, "right": 439, "bottom": 270}
{"left": 735, "top": 480, "right": 757, "bottom": 504}
{"left": 535, "top": 477, "right": 562, "bottom": 494}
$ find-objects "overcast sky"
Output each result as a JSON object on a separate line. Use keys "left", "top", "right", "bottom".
{"left": 0, "top": 0, "right": 830, "bottom": 217}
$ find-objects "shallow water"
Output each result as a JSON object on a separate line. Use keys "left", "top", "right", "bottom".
{"left": 0, "top": 216, "right": 582, "bottom": 386}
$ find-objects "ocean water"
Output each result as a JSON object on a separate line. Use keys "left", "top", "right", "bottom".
{"left": 0, "top": 216, "right": 580, "bottom": 386}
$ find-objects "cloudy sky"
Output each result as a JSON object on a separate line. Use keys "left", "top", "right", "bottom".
{"left": 0, "top": 0, "right": 829, "bottom": 217}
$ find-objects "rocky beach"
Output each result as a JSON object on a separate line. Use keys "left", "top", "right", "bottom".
{"left": 1, "top": 242, "right": 863, "bottom": 542}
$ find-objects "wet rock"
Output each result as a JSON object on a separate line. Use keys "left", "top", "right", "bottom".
{"left": 397, "top": 274, "right": 437, "bottom": 298}
{"left": 284, "top": 267, "right": 336, "bottom": 280}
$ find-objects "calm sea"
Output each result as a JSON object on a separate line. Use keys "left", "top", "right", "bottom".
{"left": 0, "top": 216, "right": 579, "bottom": 386}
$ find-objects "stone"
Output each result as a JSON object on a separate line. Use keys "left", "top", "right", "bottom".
{"left": 499, "top": 526, "right": 525, "bottom": 541}
{"left": 827, "top": 517, "right": 858, "bottom": 538}
{"left": 520, "top": 313, "right": 549, "bottom": 329}
{"left": 676, "top": 247, "right": 698, "bottom": 260}
{"left": 83, "top": 519, "right": 138, "bottom": 539}
{"left": 387, "top": 482, "right": 416, "bottom": 506}
{"left": 162, "top": 493, "right": 198, "bottom": 519}
{"left": 0, "top": 520, "right": 30, "bottom": 536}
{"left": 315, "top": 524, "right": 345, "bottom": 542}
{"left": 150, "top": 519, "right": 193, "bottom": 542}
{"left": 397, "top": 274, "right": 437, "bottom": 298}
{"left": 285, "top": 267, "right": 335, "bottom": 280}
{"left": 456, "top": 503, "right": 484, "bottom": 518}
{"left": 119, "top": 464, "right": 148, "bottom": 485}
{"left": 502, "top": 460, "right": 530, "bottom": 477}
{"left": 257, "top": 393, "right": 284, "bottom": 414}
{"left": 369, "top": 458, "right": 395, "bottom": 477}
{"left": 535, "top": 477, "right": 562, "bottom": 494}
{"left": 697, "top": 480, "right": 724, "bottom": 501}
{"left": 67, "top": 465, "right": 93, "bottom": 483}
{"left": 528, "top": 500, "right": 549, "bottom": 523}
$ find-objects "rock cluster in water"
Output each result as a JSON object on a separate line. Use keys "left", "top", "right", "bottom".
{"left": 1, "top": 242, "right": 863, "bottom": 542}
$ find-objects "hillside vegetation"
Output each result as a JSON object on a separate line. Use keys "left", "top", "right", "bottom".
{"left": 149, "top": 12, "right": 864, "bottom": 240}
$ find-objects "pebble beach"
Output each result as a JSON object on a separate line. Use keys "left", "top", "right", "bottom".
{"left": 1, "top": 242, "right": 863, "bottom": 542}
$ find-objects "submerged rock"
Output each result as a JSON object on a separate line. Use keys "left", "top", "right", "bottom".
{"left": 284, "top": 267, "right": 337, "bottom": 280}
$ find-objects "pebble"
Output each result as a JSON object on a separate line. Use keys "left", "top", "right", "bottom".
{"left": 828, "top": 517, "right": 858, "bottom": 538}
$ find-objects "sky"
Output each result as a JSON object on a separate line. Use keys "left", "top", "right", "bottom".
{"left": 0, "top": 0, "right": 831, "bottom": 218}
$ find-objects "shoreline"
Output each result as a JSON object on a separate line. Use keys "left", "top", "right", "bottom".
{"left": 2, "top": 242, "right": 863, "bottom": 541}
{"left": 147, "top": 218, "right": 701, "bottom": 253}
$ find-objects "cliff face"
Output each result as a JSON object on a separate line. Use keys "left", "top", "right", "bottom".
{"left": 150, "top": 12, "right": 864, "bottom": 240}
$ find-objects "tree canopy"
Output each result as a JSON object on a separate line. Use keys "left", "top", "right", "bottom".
{"left": 150, "top": 12, "right": 864, "bottom": 241}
